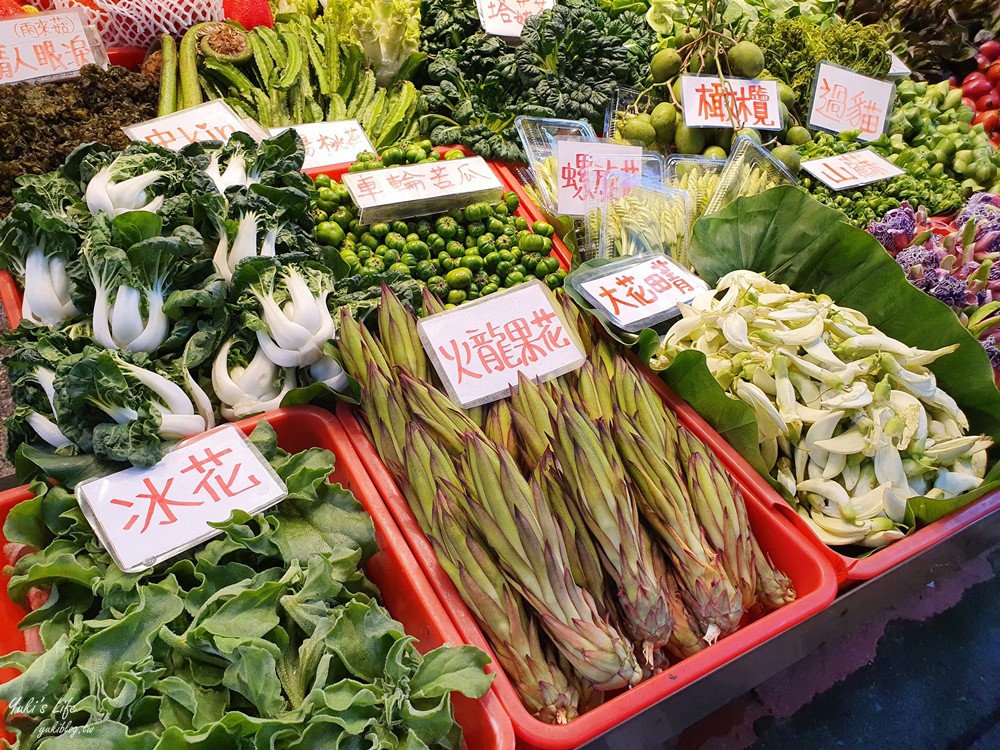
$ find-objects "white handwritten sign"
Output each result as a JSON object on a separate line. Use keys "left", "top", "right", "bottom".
{"left": 680, "top": 76, "right": 782, "bottom": 130}
{"left": 0, "top": 9, "right": 104, "bottom": 85}
{"left": 576, "top": 254, "right": 708, "bottom": 332}
{"left": 419, "top": 280, "right": 586, "bottom": 408}
{"left": 123, "top": 100, "right": 255, "bottom": 151}
{"left": 342, "top": 156, "right": 504, "bottom": 223}
{"left": 801, "top": 148, "right": 905, "bottom": 190}
{"left": 808, "top": 62, "right": 895, "bottom": 142}
{"left": 476, "top": 0, "right": 553, "bottom": 39}
{"left": 270, "top": 120, "right": 375, "bottom": 170}
{"left": 556, "top": 140, "right": 643, "bottom": 217}
{"left": 76, "top": 425, "right": 287, "bottom": 572}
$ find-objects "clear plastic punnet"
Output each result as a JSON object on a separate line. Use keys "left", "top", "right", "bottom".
{"left": 514, "top": 116, "right": 597, "bottom": 215}
{"left": 664, "top": 155, "right": 727, "bottom": 221}
{"left": 704, "top": 135, "right": 798, "bottom": 216}
{"left": 592, "top": 171, "right": 694, "bottom": 265}
{"left": 604, "top": 86, "right": 642, "bottom": 141}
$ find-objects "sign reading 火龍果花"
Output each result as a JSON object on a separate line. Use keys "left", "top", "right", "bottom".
{"left": 418, "top": 280, "right": 587, "bottom": 408}
{"left": 76, "top": 425, "right": 287, "bottom": 572}
{"left": 680, "top": 76, "right": 782, "bottom": 130}
{"left": 0, "top": 9, "right": 105, "bottom": 85}
{"left": 808, "top": 62, "right": 895, "bottom": 141}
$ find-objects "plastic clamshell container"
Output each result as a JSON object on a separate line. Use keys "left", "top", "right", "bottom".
{"left": 514, "top": 116, "right": 597, "bottom": 216}
{"left": 603, "top": 86, "right": 642, "bottom": 140}
{"left": 704, "top": 136, "right": 798, "bottom": 217}
{"left": 0, "top": 407, "right": 514, "bottom": 750}
{"left": 591, "top": 171, "right": 693, "bottom": 264}
{"left": 337, "top": 365, "right": 838, "bottom": 750}
{"left": 663, "top": 155, "right": 727, "bottom": 184}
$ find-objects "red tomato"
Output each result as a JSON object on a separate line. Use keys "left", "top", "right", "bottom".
{"left": 964, "top": 71, "right": 987, "bottom": 85}
{"left": 980, "top": 39, "right": 1000, "bottom": 63}
{"left": 987, "top": 61, "right": 1000, "bottom": 86}
{"left": 974, "top": 110, "right": 1000, "bottom": 133}
{"left": 964, "top": 78, "right": 994, "bottom": 99}
{"left": 977, "top": 91, "right": 1000, "bottom": 111}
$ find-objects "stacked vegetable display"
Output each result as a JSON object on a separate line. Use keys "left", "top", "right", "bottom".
{"left": 868, "top": 195, "right": 1000, "bottom": 367}
{"left": 650, "top": 270, "right": 992, "bottom": 549}
{"left": 0, "top": 419, "right": 493, "bottom": 748}
{"left": 333, "top": 286, "right": 795, "bottom": 723}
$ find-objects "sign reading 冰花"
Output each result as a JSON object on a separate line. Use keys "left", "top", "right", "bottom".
{"left": 419, "top": 281, "right": 587, "bottom": 408}
{"left": 76, "top": 425, "right": 287, "bottom": 572}
{"left": 555, "top": 140, "right": 643, "bottom": 217}
{"left": 808, "top": 61, "right": 895, "bottom": 141}
{"left": 576, "top": 254, "right": 708, "bottom": 332}
{"left": 476, "top": 0, "right": 554, "bottom": 39}
{"left": 801, "top": 148, "right": 905, "bottom": 190}
{"left": 270, "top": 120, "right": 374, "bottom": 170}
{"left": 0, "top": 9, "right": 104, "bottom": 86}
{"left": 123, "top": 100, "right": 258, "bottom": 151}
{"left": 680, "top": 76, "right": 782, "bottom": 130}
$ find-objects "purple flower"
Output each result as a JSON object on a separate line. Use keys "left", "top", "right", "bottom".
{"left": 989, "top": 265, "right": 1000, "bottom": 281}
{"left": 895, "top": 246, "right": 942, "bottom": 272}
{"left": 983, "top": 336, "right": 1000, "bottom": 369}
{"left": 869, "top": 203, "right": 917, "bottom": 251}
{"left": 927, "top": 275, "right": 968, "bottom": 308}
{"left": 958, "top": 193, "right": 1000, "bottom": 230}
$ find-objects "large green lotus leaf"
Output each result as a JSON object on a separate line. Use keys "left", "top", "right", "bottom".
{"left": 650, "top": 185, "right": 1000, "bottom": 527}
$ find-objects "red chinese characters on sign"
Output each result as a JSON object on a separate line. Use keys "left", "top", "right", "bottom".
{"left": 0, "top": 11, "right": 95, "bottom": 85}
{"left": 681, "top": 76, "right": 781, "bottom": 130}
{"left": 482, "top": 0, "right": 547, "bottom": 23}
{"left": 808, "top": 63, "right": 894, "bottom": 142}
{"left": 110, "top": 446, "right": 264, "bottom": 534}
{"left": 142, "top": 123, "right": 238, "bottom": 149}
{"left": 438, "top": 307, "right": 572, "bottom": 384}
{"left": 559, "top": 153, "right": 640, "bottom": 204}
{"left": 801, "top": 149, "right": 904, "bottom": 190}
{"left": 596, "top": 259, "right": 697, "bottom": 316}
{"left": 343, "top": 156, "right": 502, "bottom": 211}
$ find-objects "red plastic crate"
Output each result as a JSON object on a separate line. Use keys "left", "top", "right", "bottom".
{"left": 0, "top": 407, "right": 514, "bottom": 750}
{"left": 336, "top": 369, "right": 838, "bottom": 750}
{"left": 0, "top": 270, "right": 19, "bottom": 329}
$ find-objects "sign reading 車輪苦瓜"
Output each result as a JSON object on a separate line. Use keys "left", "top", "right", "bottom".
{"left": 808, "top": 61, "right": 895, "bottom": 142}
{"left": 0, "top": 9, "right": 105, "bottom": 86}
{"left": 76, "top": 425, "right": 287, "bottom": 572}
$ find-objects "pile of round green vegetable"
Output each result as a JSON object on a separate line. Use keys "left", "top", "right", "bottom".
{"left": 347, "top": 139, "right": 468, "bottom": 172}
{"left": 311, "top": 176, "right": 567, "bottom": 307}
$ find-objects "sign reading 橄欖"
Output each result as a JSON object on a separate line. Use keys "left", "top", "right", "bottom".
{"left": 76, "top": 425, "right": 287, "bottom": 572}
{"left": 123, "top": 100, "right": 257, "bottom": 151}
{"left": 680, "top": 76, "right": 782, "bottom": 130}
{"left": 801, "top": 148, "right": 904, "bottom": 190}
{"left": 341, "top": 156, "right": 503, "bottom": 222}
{"left": 808, "top": 61, "right": 895, "bottom": 141}
{"left": 575, "top": 254, "right": 708, "bottom": 332}
{"left": 0, "top": 9, "right": 105, "bottom": 86}
{"left": 555, "top": 140, "right": 643, "bottom": 217}
{"left": 418, "top": 280, "right": 587, "bottom": 408}
{"left": 270, "top": 120, "right": 374, "bottom": 170}
{"left": 476, "top": 0, "right": 553, "bottom": 39}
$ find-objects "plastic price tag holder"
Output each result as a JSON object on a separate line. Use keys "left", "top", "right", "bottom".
{"left": 568, "top": 252, "right": 709, "bottom": 333}
{"left": 514, "top": 116, "right": 597, "bottom": 216}
{"left": 75, "top": 424, "right": 287, "bottom": 573}
{"left": 679, "top": 75, "right": 783, "bottom": 130}
{"left": 604, "top": 86, "right": 643, "bottom": 141}
{"left": 807, "top": 61, "right": 896, "bottom": 142}
{"left": 801, "top": 148, "right": 904, "bottom": 191}
{"left": 554, "top": 139, "right": 664, "bottom": 218}
{"left": 341, "top": 156, "right": 504, "bottom": 224}
{"left": 270, "top": 120, "right": 374, "bottom": 170}
{"left": 704, "top": 135, "right": 798, "bottom": 216}
{"left": 0, "top": 9, "right": 108, "bottom": 86}
{"left": 593, "top": 171, "right": 694, "bottom": 266}
{"left": 476, "top": 0, "right": 553, "bottom": 42}
{"left": 417, "top": 279, "right": 586, "bottom": 408}
{"left": 123, "top": 100, "right": 256, "bottom": 151}
{"left": 887, "top": 51, "right": 910, "bottom": 78}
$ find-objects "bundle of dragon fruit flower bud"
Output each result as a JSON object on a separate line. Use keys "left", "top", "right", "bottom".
{"left": 868, "top": 196, "right": 1000, "bottom": 368}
